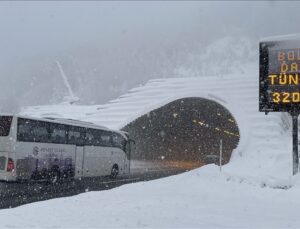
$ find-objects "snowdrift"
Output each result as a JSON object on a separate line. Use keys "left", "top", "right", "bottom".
{"left": 1, "top": 165, "right": 300, "bottom": 228}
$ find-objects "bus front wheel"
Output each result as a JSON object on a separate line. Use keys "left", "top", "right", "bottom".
{"left": 110, "top": 164, "right": 119, "bottom": 179}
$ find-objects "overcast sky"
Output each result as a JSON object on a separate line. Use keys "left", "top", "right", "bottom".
{"left": 0, "top": 1, "right": 201, "bottom": 66}
{"left": 1, "top": 1, "right": 300, "bottom": 111}
{"left": 1, "top": 1, "right": 300, "bottom": 67}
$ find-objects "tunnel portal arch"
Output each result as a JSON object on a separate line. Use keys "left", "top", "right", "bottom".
{"left": 122, "top": 97, "right": 240, "bottom": 168}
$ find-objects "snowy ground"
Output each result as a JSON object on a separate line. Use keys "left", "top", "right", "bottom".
{"left": 1, "top": 164, "right": 300, "bottom": 228}
{"left": 17, "top": 72, "right": 296, "bottom": 228}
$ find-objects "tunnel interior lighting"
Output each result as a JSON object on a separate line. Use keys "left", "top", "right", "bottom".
{"left": 123, "top": 97, "right": 240, "bottom": 167}
{"left": 194, "top": 119, "right": 239, "bottom": 137}
{"left": 228, "top": 118, "right": 235, "bottom": 123}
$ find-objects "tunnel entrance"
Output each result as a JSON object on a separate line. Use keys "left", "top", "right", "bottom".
{"left": 122, "top": 97, "right": 240, "bottom": 169}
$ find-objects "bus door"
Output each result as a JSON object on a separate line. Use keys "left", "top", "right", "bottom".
{"left": 74, "top": 146, "right": 84, "bottom": 179}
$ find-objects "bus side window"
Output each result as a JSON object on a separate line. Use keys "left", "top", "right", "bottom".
{"left": 49, "top": 123, "right": 67, "bottom": 144}
{"left": 18, "top": 118, "right": 51, "bottom": 143}
{"left": 99, "top": 130, "right": 112, "bottom": 147}
{"left": 91, "top": 129, "right": 100, "bottom": 146}
{"left": 86, "top": 129, "right": 112, "bottom": 147}
{"left": 111, "top": 133, "right": 125, "bottom": 150}
{"left": 31, "top": 120, "right": 49, "bottom": 143}
{"left": 68, "top": 126, "right": 85, "bottom": 146}
{"left": 85, "top": 129, "right": 94, "bottom": 146}
{"left": 17, "top": 118, "right": 32, "bottom": 142}
{"left": 68, "top": 129, "right": 79, "bottom": 145}
{"left": 0, "top": 116, "right": 12, "bottom": 136}
{"left": 111, "top": 134, "right": 118, "bottom": 148}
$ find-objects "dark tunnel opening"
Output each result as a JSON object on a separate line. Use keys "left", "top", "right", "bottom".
{"left": 122, "top": 97, "right": 240, "bottom": 170}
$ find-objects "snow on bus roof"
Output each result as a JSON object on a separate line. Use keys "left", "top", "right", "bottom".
{"left": 12, "top": 114, "right": 128, "bottom": 136}
{"left": 0, "top": 113, "right": 14, "bottom": 117}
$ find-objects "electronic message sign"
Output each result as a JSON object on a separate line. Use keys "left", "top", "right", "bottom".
{"left": 259, "top": 39, "right": 300, "bottom": 113}
{"left": 259, "top": 36, "right": 300, "bottom": 175}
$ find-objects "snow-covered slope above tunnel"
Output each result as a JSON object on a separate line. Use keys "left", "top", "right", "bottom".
{"left": 21, "top": 74, "right": 293, "bottom": 180}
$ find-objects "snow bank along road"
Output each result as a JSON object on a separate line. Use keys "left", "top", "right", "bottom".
{"left": 2, "top": 165, "right": 300, "bottom": 228}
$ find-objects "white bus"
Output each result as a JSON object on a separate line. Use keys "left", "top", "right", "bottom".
{"left": 0, "top": 115, "right": 133, "bottom": 182}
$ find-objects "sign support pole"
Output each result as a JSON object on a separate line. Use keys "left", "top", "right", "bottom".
{"left": 219, "top": 139, "right": 222, "bottom": 172}
{"left": 292, "top": 113, "right": 299, "bottom": 175}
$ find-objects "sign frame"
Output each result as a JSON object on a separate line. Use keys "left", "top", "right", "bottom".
{"left": 259, "top": 39, "right": 300, "bottom": 113}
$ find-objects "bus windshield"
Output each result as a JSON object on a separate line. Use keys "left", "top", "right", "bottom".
{"left": 0, "top": 116, "right": 12, "bottom": 136}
